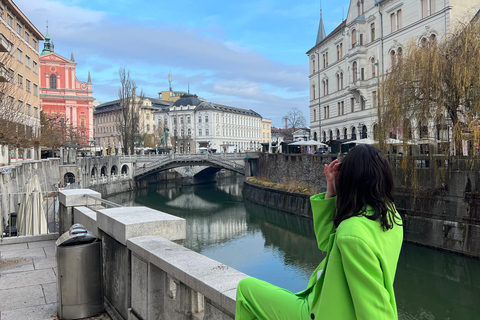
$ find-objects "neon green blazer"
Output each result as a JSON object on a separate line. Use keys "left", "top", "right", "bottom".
{"left": 297, "top": 193, "right": 403, "bottom": 320}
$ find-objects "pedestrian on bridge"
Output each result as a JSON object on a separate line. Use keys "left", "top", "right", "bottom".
{"left": 235, "top": 144, "right": 403, "bottom": 320}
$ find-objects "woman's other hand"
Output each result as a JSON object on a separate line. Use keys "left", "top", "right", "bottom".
{"left": 324, "top": 159, "right": 341, "bottom": 199}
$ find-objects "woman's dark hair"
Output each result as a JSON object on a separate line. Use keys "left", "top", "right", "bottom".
{"left": 335, "top": 144, "right": 401, "bottom": 230}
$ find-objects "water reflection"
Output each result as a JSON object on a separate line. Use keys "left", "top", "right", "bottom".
{"left": 108, "top": 177, "right": 480, "bottom": 319}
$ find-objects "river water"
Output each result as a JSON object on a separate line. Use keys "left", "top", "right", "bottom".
{"left": 107, "top": 176, "right": 479, "bottom": 320}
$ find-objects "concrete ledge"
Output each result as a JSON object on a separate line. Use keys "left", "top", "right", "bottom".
{"left": 97, "top": 207, "right": 186, "bottom": 246}
{"left": 128, "top": 236, "right": 248, "bottom": 315}
{"left": 0, "top": 233, "right": 59, "bottom": 245}
{"left": 73, "top": 207, "right": 98, "bottom": 236}
{"left": 59, "top": 189, "right": 102, "bottom": 207}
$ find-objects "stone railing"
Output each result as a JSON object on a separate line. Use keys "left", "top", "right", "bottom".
{"left": 59, "top": 189, "right": 247, "bottom": 320}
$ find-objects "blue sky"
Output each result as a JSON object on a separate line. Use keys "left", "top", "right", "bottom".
{"left": 18, "top": 0, "right": 350, "bottom": 127}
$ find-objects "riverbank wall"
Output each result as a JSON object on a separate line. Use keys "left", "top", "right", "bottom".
{"left": 245, "top": 153, "right": 480, "bottom": 258}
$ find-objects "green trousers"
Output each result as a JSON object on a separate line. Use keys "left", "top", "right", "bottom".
{"left": 235, "top": 277, "right": 311, "bottom": 320}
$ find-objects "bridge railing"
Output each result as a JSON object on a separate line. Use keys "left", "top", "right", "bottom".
{"left": 121, "top": 153, "right": 247, "bottom": 163}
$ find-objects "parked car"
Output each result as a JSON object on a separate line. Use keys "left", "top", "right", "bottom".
{"left": 314, "top": 147, "right": 329, "bottom": 154}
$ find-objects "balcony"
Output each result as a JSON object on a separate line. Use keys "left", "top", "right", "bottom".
{"left": 349, "top": 43, "right": 367, "bottom": 58}
{"left": 0, "top": 65, "right": 13, "bottom": 82}
{"left": 0, "top": 33, "right": 12, "bottom": 52}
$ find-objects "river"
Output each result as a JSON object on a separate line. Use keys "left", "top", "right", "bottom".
{"left": 107, "top": 176, "right": 479, "bottom": 319}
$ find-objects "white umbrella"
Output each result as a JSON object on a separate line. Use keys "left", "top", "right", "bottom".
{"left": 31, "top": 175, "right": 47, "bottom": 235}
{"left": 290, "top": 140, "right": 327, "bottom": 146}
{"left": 17, "top": 179, "right": 32, "bottom": 236}
{"left": 385, "top": 138, "right": 415, "bottom": 145}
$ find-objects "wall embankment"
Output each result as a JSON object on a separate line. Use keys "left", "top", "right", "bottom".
{"left": 246, "top": 153, "right": 480, "bottom": 258}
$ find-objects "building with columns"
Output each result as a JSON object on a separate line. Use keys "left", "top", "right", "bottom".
{"left": 39, "top": 31, "right": 95, "bottom": 146}
{"left": 154, "top": 94, "right": 263, "bottom": 153}
{"left": 0, "top": 0, "right": 44, "bottom": 165}
{"left": 307, "top": 0, "right": 479, "bottom": 150}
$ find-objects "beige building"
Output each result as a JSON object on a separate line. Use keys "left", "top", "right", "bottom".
{"left": 307, "top": 0, "right": 479, "bottom": 149}
{"left": 0, "top": 0, "right": 44, "bottom": 165}
{"left": 261, "top": 118, "right": 272, "bottom": 143}
{"left": 93, "top": 97, "right": 172, "bottom": 154}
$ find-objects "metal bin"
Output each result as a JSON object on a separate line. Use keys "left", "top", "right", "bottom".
{"left": 56, "top": 224, "right": 104, "bottom": 319}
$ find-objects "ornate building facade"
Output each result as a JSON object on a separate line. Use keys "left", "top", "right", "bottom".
{"left": 39, "top": 32, "right": 95, "bottom": 146}
{"left": 154, "top": 94, "right": 263, "bottom": 153}
{"left": 307, "top": 0, "right": 479, "bottom": 150}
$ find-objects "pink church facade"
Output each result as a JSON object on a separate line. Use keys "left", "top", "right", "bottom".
{"left": 39, "top": 35, "right": 94, "bottom": 145}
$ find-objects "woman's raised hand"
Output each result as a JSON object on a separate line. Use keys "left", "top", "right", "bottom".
{"left": 324, "top": 159, "right": 341, "bottom": 199}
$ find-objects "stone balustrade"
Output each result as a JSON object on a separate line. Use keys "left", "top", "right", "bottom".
{"left": 59, "top": 189, "right": 247, "bottom": 320}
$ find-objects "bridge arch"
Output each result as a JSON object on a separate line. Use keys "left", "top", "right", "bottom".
{"left": 121, "top": 164, "right": 129, "bottom": 175}
{"left": 91, "top": 167, "right": 98, "bottom": 178}
{"left": 64, "top": 172, "right": 75, "bottom": 185}
{"left": 111, "top": 165, "right": 118, "bottom": 176}
{"left": 101, "top": 165, "right": 107, "bottom": 177}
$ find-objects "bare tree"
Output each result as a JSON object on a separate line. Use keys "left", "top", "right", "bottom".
{"left": 0, "top": 36, "right": 38, "bottom": 164}
{"left": 282, "top": 107, "right": 307, "bottom": 130}
{"left": 39, "top": 111, "right": 81, "bottom": 155}
{"left": 379, "top": 17, "right": 480, "bottom": 155}
{"left": 116, "top": 68, "right": 144, "bottom": 155}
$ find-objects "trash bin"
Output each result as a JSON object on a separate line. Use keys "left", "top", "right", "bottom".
{"left": 56, "top": 224, "right": 104, "bottom": 319}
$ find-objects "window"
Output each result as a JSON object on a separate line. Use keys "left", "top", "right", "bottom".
{"left": 205, "top": 115, "right": 208, "bottom": 123}
{"left": 313, "top": 109, "right": 316, "bottom": 122}
{"left": 26, "top": 79, "right": 31, "bottom": 92}
{"left": 26, "top": 103, "right": 31, "bottom": 116}
{"left": 24, "top": 32, "right": 30, "bottom": 43}
{"left": 338, "top": 102, "right": 341, "bottom": 116}
{"left": 352, "top": 61, "right": 358, "bottom": 82}
{"left": 17, "top": 100, "right": 24, "bottom": 113}
{"left": 390, "top": 50, "right": 396, "bottom": 69}
{"left": 340, "top": 43, "right": 343, "bottom": 58}
{"left": 341, "top": 101, "right": 344, "bottom": 115}
{"left": 371, "top": 58, "right": 376, "bottom": 77}
{"left": 361, "top": 68, "right": 365, "bottom": 80}
{"left": 17, "top": 74, "right": 23, "bottom": 89}
{"left": 337, "top": 74, "right": 340, "bottom": 91}
{"left": 50, "top": 74, "right": 56, "bottom": 89}
{"left": 33, "top": 39, "right": 37, "bottom": 51}
{"left": 340, "top": 73, "right": 343, "bottom": 89}
{"left": 34, "top": 107, "right": 39, "bottom": 118}
{"left": 16, "top": 23, "right": 22, "bottom": 35}
{"left": 326, "top": 79, "right": 329, "bottom": 95}
{"left": 391, "top": 10, "right": 402, "bottom": 32}
{"left": 312, "top": 59, "right": 316, "bottom": 73}
{"left": 337, "top": 45, "right": 340, "bottom": 60}
{"left": 361, "top": 97, "right": 366, "bottom": 110}
{"left": 359, "top": 34, "right": 363, "bottom": 46}
{"left": 7, "top": 14, "right": 12, "bottom": 27}
{"left": 146, "top": 124, "right": 150, "bottom": 132}
{"left": 312, "top": 84, "right": 316, "bottom": 99}
{"left": 323, "top": 54, "right": 326, "bottom": 68}
{"left": 421, "top": 0, "right": 435, "bottom": 18}
{"left": 351, "top": 98, "right": 355, "bottom": 112}
{"left": 352, "top": 29, "right": 357, "bottom": 48}
{"left": 146, "top": 113, "right": 150, "bottom": 120}
{"left": 199, "top": 129, "right": 202, "bottom": 136}
{"left": 25, "top": 55, "right": 30, "bottom": 68}
{"left": 198, "top": 116, "right": 202, "bottom": 123}
{"left": 17, "top": 48, "right": 22, "bottom": 62}
{"left": 187, "top": 116, "right": 191, "bottom": 124}
{"left": 430, "top": 34, "right": 437, "bottom": 45}
{"left": 372, "top": 91, "right": 377, "bottom": 108}
{"left": 326, "top": 52, "right": 328, "bottom": 67}
{"left": 206, "top": 128, "right": 209, "bottom": 135}
{"left": 371, "top": 23, "right": 375, "bottom": 41}
{"left": 33, "top": 84, "right": 38, "bottom": 96}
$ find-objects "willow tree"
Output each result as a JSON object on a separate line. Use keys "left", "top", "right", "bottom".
{"left": 379, "top": 18, "right": 480, "bottom": 156}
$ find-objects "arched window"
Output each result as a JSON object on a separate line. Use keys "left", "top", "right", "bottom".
{"left": 352, "top": 61, "right": 358, "bottom": 82}
{"left": 420, "top": 37, "right": 428, "bottom": 47}
{"left": 337, "top": 74, "right": 340, "bottom": 91}
{"left": 420, "top": 119, "right": 429, "bottom": 139}
{"left": 343, "top": 128, "right": 348, "bottom": 139}
{"left": 361, "top": 125, "right": 367, "bottom": 139}
{"left": 314, "top": 132, "right": 317, "bottom": 141}
{"left": 50, "top": 74, "right": 56, "bottom": 89}
{"left": 340, "top": 72, "right": 344, "bottom": 89}
{"left": 371, "top": 58, "right": 376, "bottom": 77}
{"left": 373, "top": 124, "right": 378, "bottom": 140}
{"left": 336, "top": 129, "right": 340, "bottom": 139}
{"left": 351, "top": 127, "right": 357, "bottom": 139}
{"left": 390, "top": 50, "right": 396, "bottom": 69}
{"left": 430, "top": 34, "right": 437, "bottom": 45}
{"left": 352, "top": 29, "right": 357, "bottom": 48}
{"left": 397, "top": 47, "right": 403, "bottom": 64}
{"left": 329, "top": 130, "right": 333, "bottom": 141}
{"left": 322, "top": 131, "right": 326, "bottom": 142}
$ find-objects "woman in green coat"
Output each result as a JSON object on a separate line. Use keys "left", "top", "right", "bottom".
{"left": 235, "top": 144, "right": 403, "bottom": 319}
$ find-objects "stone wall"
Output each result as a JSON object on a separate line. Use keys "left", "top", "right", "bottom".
{"left": 59, "top": 189, "right": 247, "bottom": 320}
{"left": 251, "top": 153, "right": 480, "bottom": 257}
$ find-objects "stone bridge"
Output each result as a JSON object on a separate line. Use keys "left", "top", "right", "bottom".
{"left": 129, "top": 153, "right": 246, "bottom": 179}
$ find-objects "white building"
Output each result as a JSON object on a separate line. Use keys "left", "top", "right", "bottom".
{"left": 307, "top": 0, "right": 479, "bottom": 146}
{"left": 154, "top": 94, "right": 263, "bottom": 153}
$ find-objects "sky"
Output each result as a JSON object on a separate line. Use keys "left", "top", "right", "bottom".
{"left": 18, "top": 0, "right": 351, "bottom": 128}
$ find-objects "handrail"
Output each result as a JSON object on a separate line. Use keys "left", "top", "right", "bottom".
{"left": 83, "top": 194, "right": 123, "bottom": 208}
